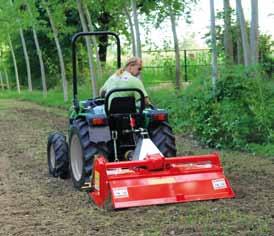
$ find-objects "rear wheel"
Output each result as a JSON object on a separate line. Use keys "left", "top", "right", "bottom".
{"left": 47, "top": 132, "right": 69, "bottom": 179}
{"left": 149, "top": 121, "right": 177, "bottom": 157}
{"left": 69, "top": 119, "right": 109, "bottom": 190}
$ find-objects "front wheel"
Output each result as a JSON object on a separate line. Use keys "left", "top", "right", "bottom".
{"left": 47, "top": 132, "right": 69, "bottom": 179}
{"left": 148, "top": 121, "right": 177, "bottom": 157}
{"left": 69, "top": 119, "right": 109, "bottom": 190}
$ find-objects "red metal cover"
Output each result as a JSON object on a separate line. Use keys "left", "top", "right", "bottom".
{"left": 89, "top": 153, "right": 235, "bottom": 209}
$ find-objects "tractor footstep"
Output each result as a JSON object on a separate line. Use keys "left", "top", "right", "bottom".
{"left": 81, "top": 182, "right": 92, "bottom": 191}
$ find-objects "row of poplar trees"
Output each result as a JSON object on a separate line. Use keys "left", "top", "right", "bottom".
{"left": 210, "top": 0, "right": 260, "bottom": 92}
{"left": 0, "top": 0, "right": 260, "bottom": 101}
{"left": 0, "top": 0, "right": 200, "bottom": 101}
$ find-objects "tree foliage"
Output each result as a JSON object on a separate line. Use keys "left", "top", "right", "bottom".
{"left": 181, "top": 68, "right": 274, "bottom": 149}
{"left": 0, "top": 0, "right": 201, "bottom": 93}
{"left": 205, "top": 3, "right": 273, "bottom": 74}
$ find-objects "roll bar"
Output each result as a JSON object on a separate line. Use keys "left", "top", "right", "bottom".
{"left": 72, "top": 31, "right": 121, "bottom": 110}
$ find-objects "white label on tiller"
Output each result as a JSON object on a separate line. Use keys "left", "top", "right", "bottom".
{"left": 107, "top": 168, "right": 134, "bottom": 175}
{"left": 113, "top": 188, "right": 129, "bottom": 198}
{"left": 212, "top": 179, "right": 227, "bottom": 190}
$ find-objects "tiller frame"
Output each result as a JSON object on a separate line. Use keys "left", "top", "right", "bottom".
{"left": 89, "top": 153, "right": 235, "bottom": 209}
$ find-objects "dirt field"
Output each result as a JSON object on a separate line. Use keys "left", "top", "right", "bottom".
{"left": 0, "top": 99, "right": 273, "bottom": 236}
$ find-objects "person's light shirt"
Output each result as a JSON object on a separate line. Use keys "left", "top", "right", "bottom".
{"left": 100, "top": 71, "right": 148, "bottom": 104}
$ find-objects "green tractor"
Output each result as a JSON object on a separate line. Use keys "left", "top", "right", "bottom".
{"left": 47, "top": 32, "right": 176, "bottom": 190}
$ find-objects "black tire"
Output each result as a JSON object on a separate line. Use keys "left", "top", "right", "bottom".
{"left": 69, "top": 119, "right": 109, "bottom": 190}
{"left": 148, "top": 121, "right": 177, "bottom": 157}
{"left": 47, "top": 132, "right": 69, "bottom": 179}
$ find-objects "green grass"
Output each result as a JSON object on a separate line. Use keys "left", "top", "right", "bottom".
{"left": 0, "top": 89, "right": 71, "bottom": 109}
{"left": 248, "top": 143, "right": 274, "bottom": 159}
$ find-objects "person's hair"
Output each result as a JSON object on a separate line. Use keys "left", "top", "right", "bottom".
{"left": 116, "top": 57, "right": 141, "bottom": 76}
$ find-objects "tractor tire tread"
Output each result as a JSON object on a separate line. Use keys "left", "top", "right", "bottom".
{"left": 47, "top": 132, "right": 69, "bottom": 179}
{"left": 149, "top": 122, "right": 177, "bottom": 157}
{"left": 70, "top": 119, "right": 110, "bottom": 189}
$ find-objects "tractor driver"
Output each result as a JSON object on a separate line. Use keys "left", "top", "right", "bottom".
{"left": 99, "top": 57, "right": 150, "bottom": 106}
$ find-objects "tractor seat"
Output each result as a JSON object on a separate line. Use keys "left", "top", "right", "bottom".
{"left": 108, "top": 96, "right": 139, "bottom": 131}
{"left": 109, "top": 96, "right": 136, "bottom": 114}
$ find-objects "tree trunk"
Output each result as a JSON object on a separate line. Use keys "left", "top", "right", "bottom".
{"left": 8, "top": 35, "right": 20, "bottom": 93}
{"left": 236, "top": 36, "right": 242, "bottom": 64}
{"left": 27, "top": 2, "right": 47, "bottom": 96}
{"left": 19, "top": 28, "right": 32, "bottom": 91}
{"left": 83, "top": 3, "right": 103, "bottom": 79}
{"left": 98, "top": 36, "right": 108, "bottom": 63}
{"left": 32, "top": 28, "right": 47, "bottom": 96}
{"left": 235, "top": 10, "right": 243, "bottom": 64}
{"left": 4, "top": 70, "right": 10, "bottom": 90}
{"left": 45, "top": 5, "right": 68, "bottom": 101}
{"left": 77, "top": 0, "right": 97, "bottom": 97}
{"left": 131, "top": 0, "right": 142, "bottom": 58}
{"left": 169, "top": 6, "right": 181, "bottom": 90}
{"left": 223, "top": 0, "right": 234, "bottom": 63}
{"left": 0, "top": 72, "right": 4, "bottom": 90}
{"left": 9, "top": 0, "right": 32, "bottom": 91}
{"left": 236, "top": 0, "right": 250, "bottom": 67}
{"left": 97, "top": 12, "right": 111, "bottom": 63}
{"left": 124, "top": 7, "right": 136, "bottom": 56}
{"left": 210, "top": 0, "right": 217, "bottom": 94}
{"left": 250, "top": 0, "right": 259, "bottom": 65}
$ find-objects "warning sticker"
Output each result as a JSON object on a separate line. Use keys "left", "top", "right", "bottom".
{"left": 148, "top": 177, "right": 176, "bottom": 185}
{"left": 107, "top": 168, "right": 134, "bottom": 175}
{"left": 212, "top": 179, "right": 227, "bottom": 190}
{"left": 94, "top": 171, "right": 100, "bottom": 190}
{"left": 113, "top": 188, "right": 129, "bottom": 198}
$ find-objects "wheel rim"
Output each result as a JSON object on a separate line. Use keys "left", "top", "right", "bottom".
{"left": 50, "top": 145, "right": 56, "bottom": 169}
{"left": 70, "top": 133, "right": 83, "bottom": 181}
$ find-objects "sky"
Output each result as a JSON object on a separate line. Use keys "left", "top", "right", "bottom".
{"left": 143, "top": 0, "right": 274, "bottom": 49}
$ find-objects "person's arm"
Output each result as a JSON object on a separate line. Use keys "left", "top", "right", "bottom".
{"left": 134, "top": 78, "right": 151, "bottom": 106}
{"left": 99, "top": 76, "right": 112, "bottom": 97}
{"left": 99, "top": 84, "right": 106, "bottom": 97}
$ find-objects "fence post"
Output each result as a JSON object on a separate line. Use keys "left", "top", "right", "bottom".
{"left": 184, "top": 49, "right": 188, "bottom": 82}
{"left": 0, "top": 72, "right": 4, "bottom": 90}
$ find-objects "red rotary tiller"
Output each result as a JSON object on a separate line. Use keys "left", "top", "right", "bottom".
{"left": 90, "top": 152, "right": 234, "bottom": 209}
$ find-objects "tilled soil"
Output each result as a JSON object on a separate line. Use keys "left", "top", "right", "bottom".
{"left": 0, "top": 99, "right": 273, "bottom": 236}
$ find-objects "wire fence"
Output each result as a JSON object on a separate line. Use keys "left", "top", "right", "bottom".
{"left": 141, "top": 48, "right": 213, "bottom": 85}
{"left": 141, "top": 48, "right": 273, "bottom": 86}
